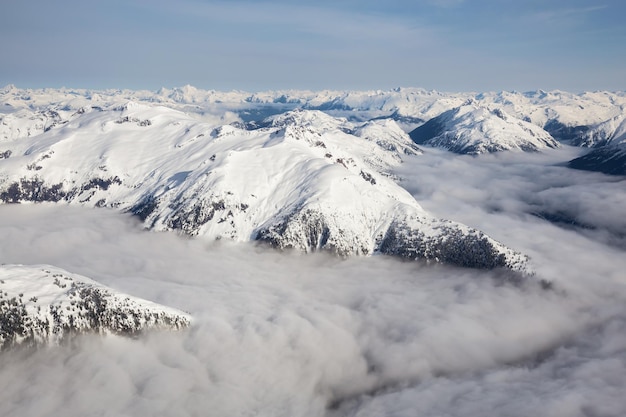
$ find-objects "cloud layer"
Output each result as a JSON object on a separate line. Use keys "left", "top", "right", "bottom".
{"left": 0, "top": 146, "right": 625, "bottom": 416}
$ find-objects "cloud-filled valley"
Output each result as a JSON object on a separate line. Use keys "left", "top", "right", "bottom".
{"left": 0, "top": 140, "right": 625, "bottom": 416}
{"left": 1, "top": 85, "right": 625, "bottom": 416}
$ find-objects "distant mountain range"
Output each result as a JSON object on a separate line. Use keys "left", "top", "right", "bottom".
{"left": 2, "top": 84, "right": 624, "bottom": 153}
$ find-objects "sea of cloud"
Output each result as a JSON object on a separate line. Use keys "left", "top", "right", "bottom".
{"left": 0, "top": 145, "right": 624, "bottom": 417}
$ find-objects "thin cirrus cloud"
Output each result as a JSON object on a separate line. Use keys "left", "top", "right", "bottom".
{"left": 0, "top": 0, "right": 624, "bottom": 91}
{"left": 146, "top": 0, "right": 436, "bottom": 45}
{"left": 532, "top": 4, "right": 608, "bottom": 22}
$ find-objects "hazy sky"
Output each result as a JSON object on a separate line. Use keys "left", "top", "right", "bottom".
{"left": 1, "top": 0, "right": 625, "bottom": 92}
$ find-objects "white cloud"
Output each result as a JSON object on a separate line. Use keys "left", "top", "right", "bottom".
{"left": 0, "top": 145, "right": 625, "bottom": 416}
{"left": 533, "top": 5, "right": 608, "bottom": 23}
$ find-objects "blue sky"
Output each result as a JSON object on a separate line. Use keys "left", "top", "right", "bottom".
{"left": 1, "top": 0, "right": 624, "bottom": 92}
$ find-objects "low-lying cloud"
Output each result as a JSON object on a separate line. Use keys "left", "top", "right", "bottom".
{"left": 0, "top": 144, "right": 624, "bottom": 417}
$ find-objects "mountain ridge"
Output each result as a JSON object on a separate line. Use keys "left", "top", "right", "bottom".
{"left": 408, "top": 102, "right": 560, "bottom": 154}
{"left": 0, "top": 264, "right": 190, "bottom": 350}
{"left": 0, "top": 102, "right": 530, "bottom": 272}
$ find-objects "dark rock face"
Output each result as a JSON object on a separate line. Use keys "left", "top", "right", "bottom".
{"left": 0, "top": 176, "right": 122, "bottom": 204}
{"left": 166, "top": 199, "right": 227, "bottom": 235}
{"left": 131, "top": 195, "right": 160, "bottom": 221}
{"left": 256, "top": 208, "right": 341, "bottom": 254}
{"left": 543, "top": 120, "right": 591, "bottom": 144}
{"left": 409, "top": 117, "right": 447, "bottom": 145}
{"left": 568, "top": 144, "right": 626, "bottom": 176}
{"left": 378, "top": 223, "right": 511, "bottom": 270}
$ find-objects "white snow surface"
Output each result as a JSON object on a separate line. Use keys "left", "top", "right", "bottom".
{"left": 0, "top": 264, "right": 190, "bottom": 349}
{"left": 3, "top": 85, "right": 624, "bottom": 136}
{"left": 0, "top": 96, "right": 528, "bottom": 271}
{"left": 572, "top": 113, "right": 626, "bottom": 147}
{"left": 410, "top": 102, "right": 560, "bottom": 154}
{"left": 478, "top": 90, "right": 626, "bottom": 128}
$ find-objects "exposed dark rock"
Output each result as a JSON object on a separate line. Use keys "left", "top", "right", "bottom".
{"left": 256, "top": 208, "right": 337, "bottom": 254}
{"left": 0, "top": 176, "right": 122, "bottom": 204}
{"left": 379, "top": 222, "right": 511, "bottom": 270}
{"left": 115, "top": 116, "right": 152, "bottom": 127}
{"left": 409, "top": 115, "right": 449, "bottom": 145}
{"left": 131, "top": 195, "right": 160, "bottom": 221}
{"left": 360, "top": 171, "right": 376, "bottom": 185}
{"left": 81, "top": 176, "right": 122, "bottom": 192}
{"left": 0, "top": 177, "right": 66, "bottom": 203}
{"left": 544, "top": 120, "right": 591, "bottom": 144}
{"left": 166, "top": 199, "right": 227, "bottom": 234}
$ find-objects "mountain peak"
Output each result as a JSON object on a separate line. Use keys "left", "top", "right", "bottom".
{"left": 409, "top": 103, "right": 559, "bottom": 155}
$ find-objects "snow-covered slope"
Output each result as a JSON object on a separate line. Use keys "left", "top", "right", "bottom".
{"left": 0, "top": 102, "right": 528, "bottom": 272}
{"left": 568, "top": 142, "right": 626, "bottom": 175}
{"left": 0, "top": 264, "right": 190, "bottom": 350}
{"left": 566, "top": 114, "right": 626, "bottom": 148}
{"left": 408, "top": 102, "right": 559, "bottom": 154}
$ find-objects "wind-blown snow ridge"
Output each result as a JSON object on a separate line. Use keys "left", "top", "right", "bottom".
{"left": 0, "top": 102, "right": 529, "bottom": 272}
{"left": 409, "top": 102, "right": 560, "bottom": 154}
{"left": 0, "top": 264, "right": 190, "bottom": 350}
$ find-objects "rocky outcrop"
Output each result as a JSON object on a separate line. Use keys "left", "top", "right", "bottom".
{"left": 0, "top": 265, "right": 190, "bottom": 350}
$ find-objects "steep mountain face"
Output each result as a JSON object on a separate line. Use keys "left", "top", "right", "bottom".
{"left": 568, "top": 143, "right": 626, "bottom": 176}
{"left": 567, "top": 114, "right": 626, "bottom": 148}
{"left": 477, "top": 90, "right": 626, "bottom": 144}
{"left": 408, "top": 103, "right": 559, "bottom": 154}
{"left": 0, "top": 102, "right": 529, "bottom": 272}
{"left": 0, "top": 264, "right": 190, "bottom": 350}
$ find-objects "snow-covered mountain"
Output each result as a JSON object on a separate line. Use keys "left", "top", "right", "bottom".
{"left": 568, "top": 142, "right": 626, "bottom": 176}
{"left": 0, "top": 100, "right": 529, "bottom": 272}
{"left": 3, "top": 85, "right": 625, "bottom": 145}
{"left": 408, "top": 102, "right": 559, "bottom": 154}
{"left": 0, "top": 264, "right": 190, "bottom": 350}
{"left": 565, "top": 113, "right": 626, "bottom": 148}
{"left": 3, "top": 84, "right": 625, "bottom": 267}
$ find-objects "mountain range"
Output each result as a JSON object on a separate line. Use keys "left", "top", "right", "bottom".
{"left": 0, "top": 100, "right": 529, "bottom": 271}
